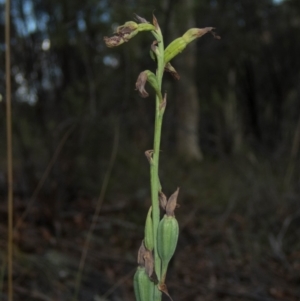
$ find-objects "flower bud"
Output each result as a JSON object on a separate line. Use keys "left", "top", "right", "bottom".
{"left": 165, "top": 188, "right": 179, "bottom": 217}
{"left": 159, "top": 191, "right": 167, "bottom": 210}
{"left": 134, "top": 14, "right": 149, "bottom": 24}
{"left": 135, "top": 70, "right": 162, "bottom": 100}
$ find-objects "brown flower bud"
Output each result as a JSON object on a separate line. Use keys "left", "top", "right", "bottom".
{"left": 164, "top": 63, "right": 180, "bottom": 80}
{"left": 166, "top": 188, "right": 179, "bottom": 217}
{"left": 159, "top": 191, "right": 168, "bottom": 210}
{"left": 135, "top": 70, "right": 161, "bottom": 99}
{"left": 137, "top": 240, "right": 147, "bottom": 266}
{"left": 103, "top": 35, "right": 125, "bottom": 48}
{"left": 136, "top": 71, "right": 149, "bottom": 98}
{"left": 134, "top": 14, "right": 149, "bottom": 24}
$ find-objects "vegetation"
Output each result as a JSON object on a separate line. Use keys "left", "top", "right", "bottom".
{"left": 104, "top": 15, "right": 219, "bottom": 301}
{"left": 1, "top": 0, "right": 300, "bottom": 300}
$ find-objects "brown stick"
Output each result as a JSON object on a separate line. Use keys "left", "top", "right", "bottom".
{"left": 5, "top": 0, "right": 13, "bottom": 300}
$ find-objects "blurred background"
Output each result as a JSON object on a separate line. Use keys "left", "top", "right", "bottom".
{"left": 1, "top": 0, "right": 300, "bottom": 300}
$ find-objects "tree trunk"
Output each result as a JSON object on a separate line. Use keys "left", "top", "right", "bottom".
{"left": 173, "top": 0, "right": 203, "bottom": 161}
{"left": 224, "top": 69, "right": 243, "bottom": 154}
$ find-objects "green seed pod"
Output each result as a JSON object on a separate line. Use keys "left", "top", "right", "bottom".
{"left": 144, "top": 207, "right": 154, "bottom": 251}
{"left": 133, "top": 266, "right": 155, "bottom": 301}
{"left": 163, "top": 37, "right": 187, "bottom": 64}
{"left": 163, "top": 27, "right": 220, "bottom": 63}
{"left": 157, "top": 214, "right": 179, "bottom": 281}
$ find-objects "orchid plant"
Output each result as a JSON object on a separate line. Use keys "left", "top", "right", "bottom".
{"left": 104, "top": 14, "right": 219, "bottom": 301}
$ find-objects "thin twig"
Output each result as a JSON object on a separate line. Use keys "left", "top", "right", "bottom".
{"left": 73, "top": 120, "right": 120, "bottom": 301}
{"left": 5, "top": 0, "right": 13, "bottom": 300}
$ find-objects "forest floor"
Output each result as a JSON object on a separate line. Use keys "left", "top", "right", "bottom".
{"left": 0, "top": 158, "right": 300, "bottom": 301}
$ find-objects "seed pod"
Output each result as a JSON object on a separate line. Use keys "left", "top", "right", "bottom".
{"left": 133, "top": 266, "right": 155, "bottom": 301}
{"left": 144, "top": 207, "right": 154, "bottom": 251}
{"left": 164, "top": 27, "right": 220, "bottom": 63}
{"left": 164, "top": 37, "right": 187, "bottom": 64}
{"left": 157, "top": 214, "right": 179, "bottom": 281}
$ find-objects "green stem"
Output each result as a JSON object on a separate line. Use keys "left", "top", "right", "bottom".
{"left": 151, "top": 101, "right": 164, "bottom": 301}
{"left": 150, "top": 28, "right": 165, "bottom": 301}
{"left": 151, "top": 100, "right": 163, "bottom": 274}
